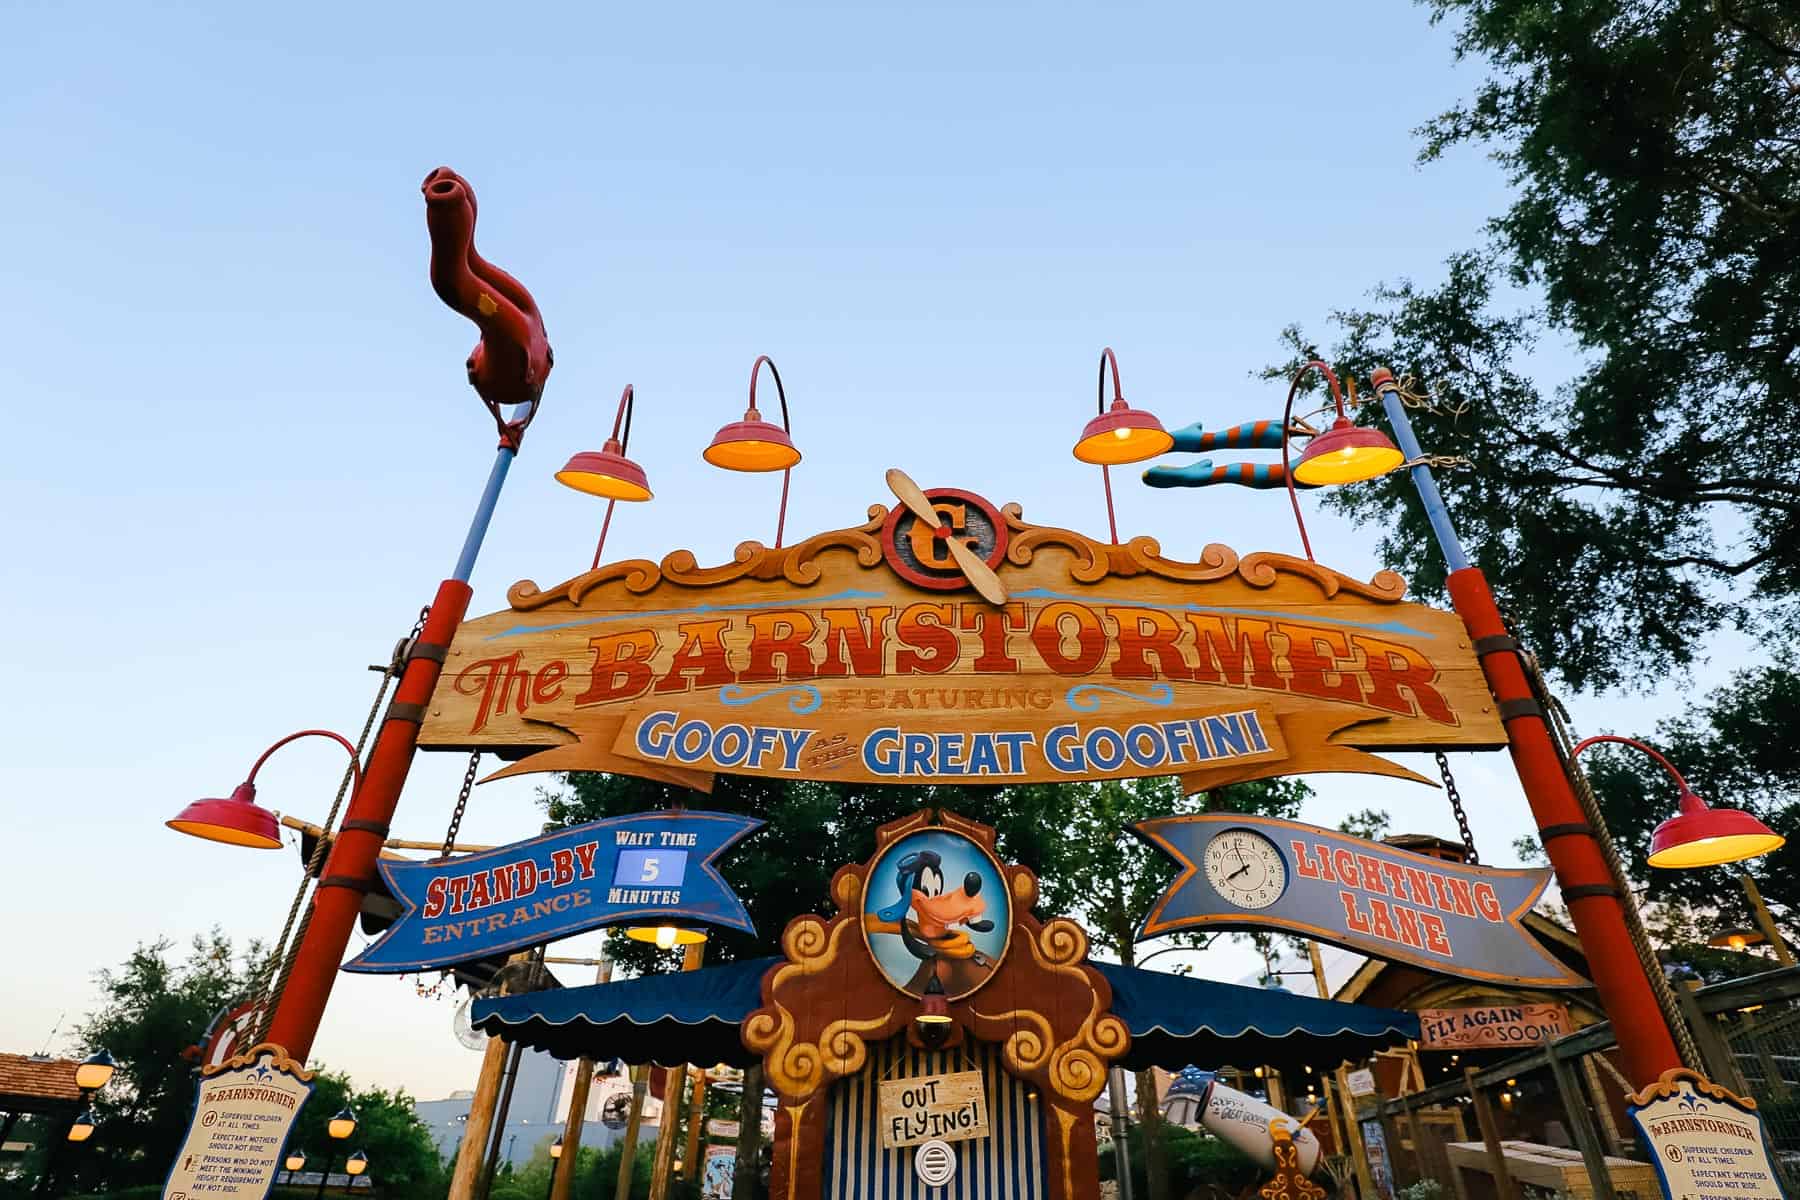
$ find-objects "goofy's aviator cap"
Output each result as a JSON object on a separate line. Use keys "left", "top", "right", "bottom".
{"left": 875, "top": 850, "right": 942, "bottom": 923}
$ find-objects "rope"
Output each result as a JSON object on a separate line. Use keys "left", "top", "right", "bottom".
{"left": 250, "top": 607, "right": 425, "bottom": 1042}
{"left": 1523, "top": 651, "right": 1708, "bottom": 1072}
{"left": 1435, "top": 752, "right": 1480, "bottom": 864}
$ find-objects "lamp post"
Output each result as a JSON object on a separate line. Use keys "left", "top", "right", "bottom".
{"left": 286, "top": 1149, "right": 307, "bottom": 1176}
{"left": 1072, "top": 347, "right": 1174, "bottom": 544}
{"left": 315, "top": 1108, "right": 358, "bottom": 1200}
{"left": 556, "top": 384, "right": 653, "bottom": 569}
{"left": 1568, "top": 734, "right": 1791, "bottom": 963}
{"left": 1347, "top": 365, "right": 1686, "bottom": 1087}
{"left": 704, "top": 354, "right": 802, "bottom": 547}
{"left": 544, "top": 1137, "right": 563, "bottom": 1200}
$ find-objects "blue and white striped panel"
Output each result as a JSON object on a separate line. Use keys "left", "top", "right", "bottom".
{"left": 823, "top": 1036, "right": 1045, "bottom": 1199}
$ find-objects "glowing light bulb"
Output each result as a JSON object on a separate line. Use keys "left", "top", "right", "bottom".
{"left": 1113, "top": 426, "right": 1131, "bottom": 439}
{"left": 655, "top": 926, "right": 678, "bottom": 950}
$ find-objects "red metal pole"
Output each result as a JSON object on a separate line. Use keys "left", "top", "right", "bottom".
{"left": 265, "top": 576, "right": 472, "bottom": 1061}
{"left": 1446, "top": 567, "right": 1681, "bottom": 1086}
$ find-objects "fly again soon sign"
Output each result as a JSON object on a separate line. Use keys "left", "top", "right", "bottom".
{"left": 418, "top": 481, "right": 1504, "bottom": 792}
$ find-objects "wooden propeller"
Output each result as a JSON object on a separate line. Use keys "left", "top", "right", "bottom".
{"left": 884, "top": 469, "right": 1009, "bottom": 605}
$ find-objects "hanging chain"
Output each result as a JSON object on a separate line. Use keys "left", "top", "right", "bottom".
{"left": 1435, "top": 752, "right": 1480, "bottom": 864}
{"left": 249, "top": 609, "right": 428, "bottom": 1042}
{"left": 441, "top": 749, "right": 482, "bottom": 857}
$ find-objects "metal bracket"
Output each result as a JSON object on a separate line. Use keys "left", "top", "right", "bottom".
{"left": 1538, "top": 823, "right": 1596, "bottom": 843}
{"left": 339, "top": 819, "right": 391, "bottom": 838}
{"left": 408, "top": 641, "right": 450, "bottom": 666}
{"left": 1562, "top": 884, "right": 1622, "bottom": 901}
{"left": 1498, "top": 698, "right": 1544, "bottom": 721}
{"left": 1473, "top": 635, "right": 1520, "bottom": 658}
{"left": 317, "top": 875, "right": 373, "bottom": 894}
{"left": 386, "top": 701, "right": 427, "bottom": 726}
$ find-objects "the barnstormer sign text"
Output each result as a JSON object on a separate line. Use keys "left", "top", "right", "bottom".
{"left": 418, "top": 484, "right": 1504, "bottom": 792}
{"left": 1628, "top": 1070, "right": 1783, "bottom": 1200}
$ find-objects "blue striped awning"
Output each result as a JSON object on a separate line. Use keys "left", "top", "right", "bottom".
{"left": 473, "top": 957, "right": 1417, "bottom": 1071}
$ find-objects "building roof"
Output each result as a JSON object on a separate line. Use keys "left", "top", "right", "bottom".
{"left": 0, "top": 1053, "right": 83, "bottom": 1112}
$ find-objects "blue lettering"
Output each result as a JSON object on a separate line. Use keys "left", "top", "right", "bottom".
{"left": 1045, "top": 724, "right": 1083, "bottom": 772}
{"left": 637, "top": 711, "right": 679, "bottom": 759}
{"left": 1124, "top": 723, "right": 1165, "bottom": 769}
{"left": 994, "top": 732, "right": 1034, "bottom": 774}
{"left": 776, "top": 727, "right": 810, "bottom": 771}
{"left": 1204, "top": 713, "right": 1251, "bottom": 757}
{"left": 1164, "top": 720, "right": 1195, "bottom": 764}
{"left": 864, "top": 728, "right": 901, "bottom": 775}
{"left": 748, "top": 725, "right": 780, "bottom": 768}
{"left": 1243, "top": 711, "right": 1271, "bottom": 752}
{"left": 711, "top": 723, "right": 750, "bottom": 767}
{"left": 1086, "top": 727, "right": 1126, "bottom": 771}
{"left": 673, "top": 720, "right": 712, "bottom": 764}
{"left": 902, "top": 733, "right": 935, "bottom": 775}
{"left": 966, "top": 734, "right": 1001, "bottom": 775}
{"left": 939, "top": 733, "right": 966, "bottom": 773}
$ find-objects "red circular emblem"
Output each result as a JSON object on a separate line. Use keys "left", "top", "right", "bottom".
{"left": 880, "top": 487, "right": 1009, "bottom": 592}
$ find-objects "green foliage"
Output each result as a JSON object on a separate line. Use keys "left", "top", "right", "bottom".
{"left": 1269, "top": 0, "right": 1800, "bottom": 692}
{"left": 57, "top": 931, "right": 261, "bottom": 1192}
{"left": 47, "top": 932, "right": 446, "bottom": 1197}
{"left": 486, "top": 1141, "right": 692, "bottom": 1200}
{"left": 1583, "top": 664, "right": 1797, "bottom": 946}
{"left": 1397, "top": 1180, "right": 1445, "bottom": 1200}
{"left": 1337, "top": 809, "right": 1391, "bottom": 842}
{"left": 1100, "top": 1124, "right": 1260, "bottom": 1199}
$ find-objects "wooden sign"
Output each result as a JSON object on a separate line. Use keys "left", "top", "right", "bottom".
{"left": 1345, "top": 1069, "right": 1377, "bottom": 1098}
{"left": 1417, "top": 1003, "right": 1572, "bottom": 1050}
{"left": 1628, "top": 1069, "right": 1784, "bottom": 1200}
{"left": 419, "top": 479, "right": 1504, "bottom": 793}
{"left": 878, "top": 1069, "right": 989, "bottom": 1149}
{"left": 161, "top": 1043, "right": 313, "bottom": 1200}
{"left": 1135, "top": 814, "right": 1587, "bottom": 988}
{"left": 342, "top": 812, "right": 760, "bottom": 973}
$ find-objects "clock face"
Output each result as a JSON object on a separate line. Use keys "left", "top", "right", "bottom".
{"left": 1202, "top": 830, "right": 1288, "bottom": 910}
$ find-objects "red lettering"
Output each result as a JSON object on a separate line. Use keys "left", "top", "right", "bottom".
{"left": 575, "top": 630, "right": 659, "bottom": 706}
{"left": 1315, "top": 843, "right": 1338, "bottom": 882}
{"left": 962, "top": 603, "right": 1024, "bottom": 673}
{"left": 1367, "top": 897, "right": 1402, "bottom": 942}
{"left": 455, "top": 652, "right": 531, "bottom": 733}
{"left": 1420, "top": 912, "right": 1452, "bottom": 956}
{"left": 1394, "top": 905, "right": 1424, "bottom": 949}
{"left": 1449, "top": 878, "right": 1477, "bottom": 918}
{"left": 895, "top": 603, "right": 958, "bottom": 674}
{"left": 1031, "top": 602, "right": 1107, "bottom": 675}
{"left": 424, "top": 878, "right": 448, "bottom": 920}
{"left": 1378, "top": 860, "right": 1410, "bottom": 900}
{"left": 741, "top": 611, "right": 818, "bottom": 683}
{"left": 550, "top": 849, "right": 576, "bottom": 888}
{"left": 1340, "top": 890, "right": 1372, "bottom": 934}
{"left": 1473, "top": 882, "right": 1504, "bottom": 922}
{"left": 1356, "top": 854, "right": 1390, "bottom": 895}
{"left": 1111, "top": 607, "right": 1190, "bottom": 681}
{"left": 1402, "top": 865, "right": 1433, "bottom": 908}
{"left": 817, "top": 607, "right": 891, "bottom": 677}
{"left": 1281, "top": 624, "right": 1363, "bottom": 702}
{"left": 1354, "top": 635, "right": 1456, "bottom": 724}
{"left": 1333, "top": 848, "right": 1361, "bottom": 888}
{"left": 530, "top": 660, "right": 568, "bottom": 704}
{"left": 490, "top": 865, "right": 513, "bottom": 904}
{"left": 513, "top": 861, "right": 539, "bottom": 899}
{"left": 654, "top": 619, "right": 738, "bottom": 693}
{"left": 468, "top": 871, "right": 492, "bottom": 912}
{"left": 447, "top": 876, "right": 473, "bottom": 915}
{"left": 1290, "top": 840, "right": 1323, "bottom": 880}
{"left": 1187, "top": 614, "right": 1284, "bottom": 689}
{"left": 573, "top": 841, "right": 598, "bottom": 880}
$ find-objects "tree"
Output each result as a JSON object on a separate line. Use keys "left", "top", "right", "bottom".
{"left": 1270, "top": 0, "right": 1800, "bottom": 693}
{"left": 1042, "top": 775, "right": 1311, "bottom": 1200}
{"left": 61, "top": 931, "right": 259, "bottom": 1192}
{"left": 59, "top": 932, "right": 446, "bottom": 1196}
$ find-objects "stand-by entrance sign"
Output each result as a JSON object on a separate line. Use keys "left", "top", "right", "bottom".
{"left": 418, "top": 483, "right": 1504, "bottom": 794}
{"left": 161, "top": 1043, "right": 313, "bottom": 1200}
{"left": 1628, "top": 1069, "right": 1783, "bottom": 1200}
{"left": 1135, "top": 813, "right": 1586, "bottom": 987}
{"left": 344, "top": 812, "right": 761, "bottom": 973}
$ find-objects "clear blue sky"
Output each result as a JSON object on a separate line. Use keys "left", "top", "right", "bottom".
{"left": 1, "top": 2, "right": 1735, "bottom": 1100}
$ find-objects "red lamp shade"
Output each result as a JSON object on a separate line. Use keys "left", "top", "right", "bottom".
{"left": 554, "top": 439, "right": 652, "bottom": 502}
{"left": 167, "top": 782, "right": 282, "bottom": 850}
{"left": 703, "top": 409, "right": 801, "bottom": 473}
{"left": 1647, "top": 791, "right": 1785, "bottom": 868}
{"left": 1073, "top": 401, "right": 1175, "bottom": 466}
{"left": 915, "top": 975, "right": 952, "bottom": 1025}
{"left": 1292, "top": 417, "right": 1405, "bottom": 486}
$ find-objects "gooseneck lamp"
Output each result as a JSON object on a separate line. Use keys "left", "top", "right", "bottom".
{"left": 555, "top": 384, "right": 653, "bottom": 569}
{"left": 1073, "top": 347, "right": 1174, "bottom": 543}
{"left": 168, "top": 730, "right": 365, "bottom": 851}
{"left": 704, "top": 355, "right": 802, "bottom": 547}
{"left": 1279, "top": 362, "right": 1405, "bottom": 560}
{"left": 1570, "top": 735, "right": 1785, "bottom": 868}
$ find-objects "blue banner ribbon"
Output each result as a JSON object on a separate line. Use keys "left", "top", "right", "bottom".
{"left": 1134, "top": 813, "right": 1586, "bottom": 988}
{"left": 344, "top": 811, "right": 762, "bottom": 974}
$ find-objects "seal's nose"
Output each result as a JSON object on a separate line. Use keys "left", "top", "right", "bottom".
{"left": 964, "top": 872, "right": 982, "bottom": 896}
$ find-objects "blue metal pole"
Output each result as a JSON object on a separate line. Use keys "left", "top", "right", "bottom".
{"left": 1373, "top": 373, "right": 1470, "bottom": 573}
{"left": 453, "top": 446, "right": 516, "bottom": 583}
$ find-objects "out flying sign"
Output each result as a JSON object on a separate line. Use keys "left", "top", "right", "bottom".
{"left": 1134, "top": 813, "right": 1587, "bottom": 988}
{"left": 344, "top": 812, "right": 761, "bottom": 974}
